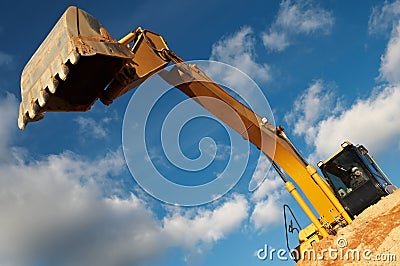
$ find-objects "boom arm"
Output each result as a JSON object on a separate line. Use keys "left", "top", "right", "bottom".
{"left": 17, "top": 7, "right": 352, "bottom": 245}
{"left": 103, "top": 29, "right": 352, "bottom": 233}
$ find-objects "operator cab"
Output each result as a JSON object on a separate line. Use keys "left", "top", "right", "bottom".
{"left": 317, "top": 142, "right": 396, "bottom": 218}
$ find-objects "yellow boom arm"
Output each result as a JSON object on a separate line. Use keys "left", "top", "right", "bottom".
{"left": 17, "top": 7, "right": 352, "bottom": 248}
{"left": 103, "top": 28, "right": 353, "bottom": 234}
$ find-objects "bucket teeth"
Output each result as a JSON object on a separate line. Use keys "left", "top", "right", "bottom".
{"left": 38, "top": 89, "right": 50, "bottom": 107}
{"left": 17, "top": 6, "right": 135, "bottom": 130}
{"left": 47, "top": 77, "right": 59, "bottom": 94}
{"left": 27, "top": 101, "right": 40, "bottom": 119}
{"left": 69, "top": 51, "right": 80, "bottom": 65}
{"left": 18, "top": 107, "right": 28, "bottom": 130}
{"left": 58, "top": 64, "right": 70, "bottom": 81}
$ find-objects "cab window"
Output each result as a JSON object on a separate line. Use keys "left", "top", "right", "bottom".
{"left": 322, "top": 150, "right": 370, "bottom": 198}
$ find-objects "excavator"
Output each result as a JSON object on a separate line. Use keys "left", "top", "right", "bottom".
{"left": 17, "top": 6, "right": 396, "bottom": 260}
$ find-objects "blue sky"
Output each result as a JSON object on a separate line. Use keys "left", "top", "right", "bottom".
{"left": 1, "top": 0, "right": 400, "bottom": 265}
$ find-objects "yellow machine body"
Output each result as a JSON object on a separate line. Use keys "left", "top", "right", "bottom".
{"left": 18, "top": 6, "right": 371, "bottom": 259}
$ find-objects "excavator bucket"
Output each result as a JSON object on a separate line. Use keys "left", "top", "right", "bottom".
{"left": 18, "top": 6, "right": 134, "bottom": 129}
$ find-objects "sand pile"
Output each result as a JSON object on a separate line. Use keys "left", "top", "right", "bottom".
{"left": 297, "top": 190, "right": 400, "bottom": 266}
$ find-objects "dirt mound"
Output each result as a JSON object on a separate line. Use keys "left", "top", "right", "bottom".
{"left": 297, "top": 190, "right": 400, "bottom": 266}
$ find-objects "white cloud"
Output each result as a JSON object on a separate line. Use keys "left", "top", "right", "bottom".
{"left": 285, "top": 79, "right": 400, "bottom": 162}
{"left": 158, "top": 194, "right": 249, "bottom": 265}
{"left": 284, "top": 16, "right": 400, "bottom": 164}
{"left": 0, "top": 51, "right": 13, "bottom": 66}
{"left": 0, "top": 145, "right": 251, "bottom": 266}
{"left": 210, "top": 26, "right": 271, "bottom": 85}
{"left": 369, "top": 0, "right": 400, "bottom": 34}
{"left": 162, "top": 194, "right": 249, "bottom": 248}
{"left": 313, "top": 85, "right": 400, "bottom": 159}
{"left": 74, "top": 116, "right": 111, "bottom": 139}
{"left": 248, "top": 153, "right": 275, "bottom": 192}
{"left": 0, "top": 89, "right": 251, "bottom": 265}
{"left": 295, "top": 21, "right": 400, "bottom": 160}
{"left": 275, "top": 0, "right": 333, "bottom": 34}
{"left": 0, "top": 150, "right": 153, "bottom": 266}
{"left": 248, "top": 154, "right": 287, "bottom": 232}
{"left": 73, "top": 108, "right": 118, "bottom": 140}
{"left": 261, "top": 31, "right": 289, "bottom": 52}
{"left": 207, "top": 27, "right": 274, "bottom": 118}
{"left": 201, "top": 142, "right": 231, "bottom": 161}
{"left": 379, "top": 21, "right": 400, "bottom": 84}
{"left": 251, "top": 172, "right": 283, "bottom": 203}
{"left": 250, "top": 193, "right": 284, "bottom": 231}
{"left": 285, "top": 80, "right": 341, "bottom": 145}
{"left": 0, "top": 93, "right": 18, "bottom": 161}
{"left": 262, "top": 0, "right": 334, "bottom": 52}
